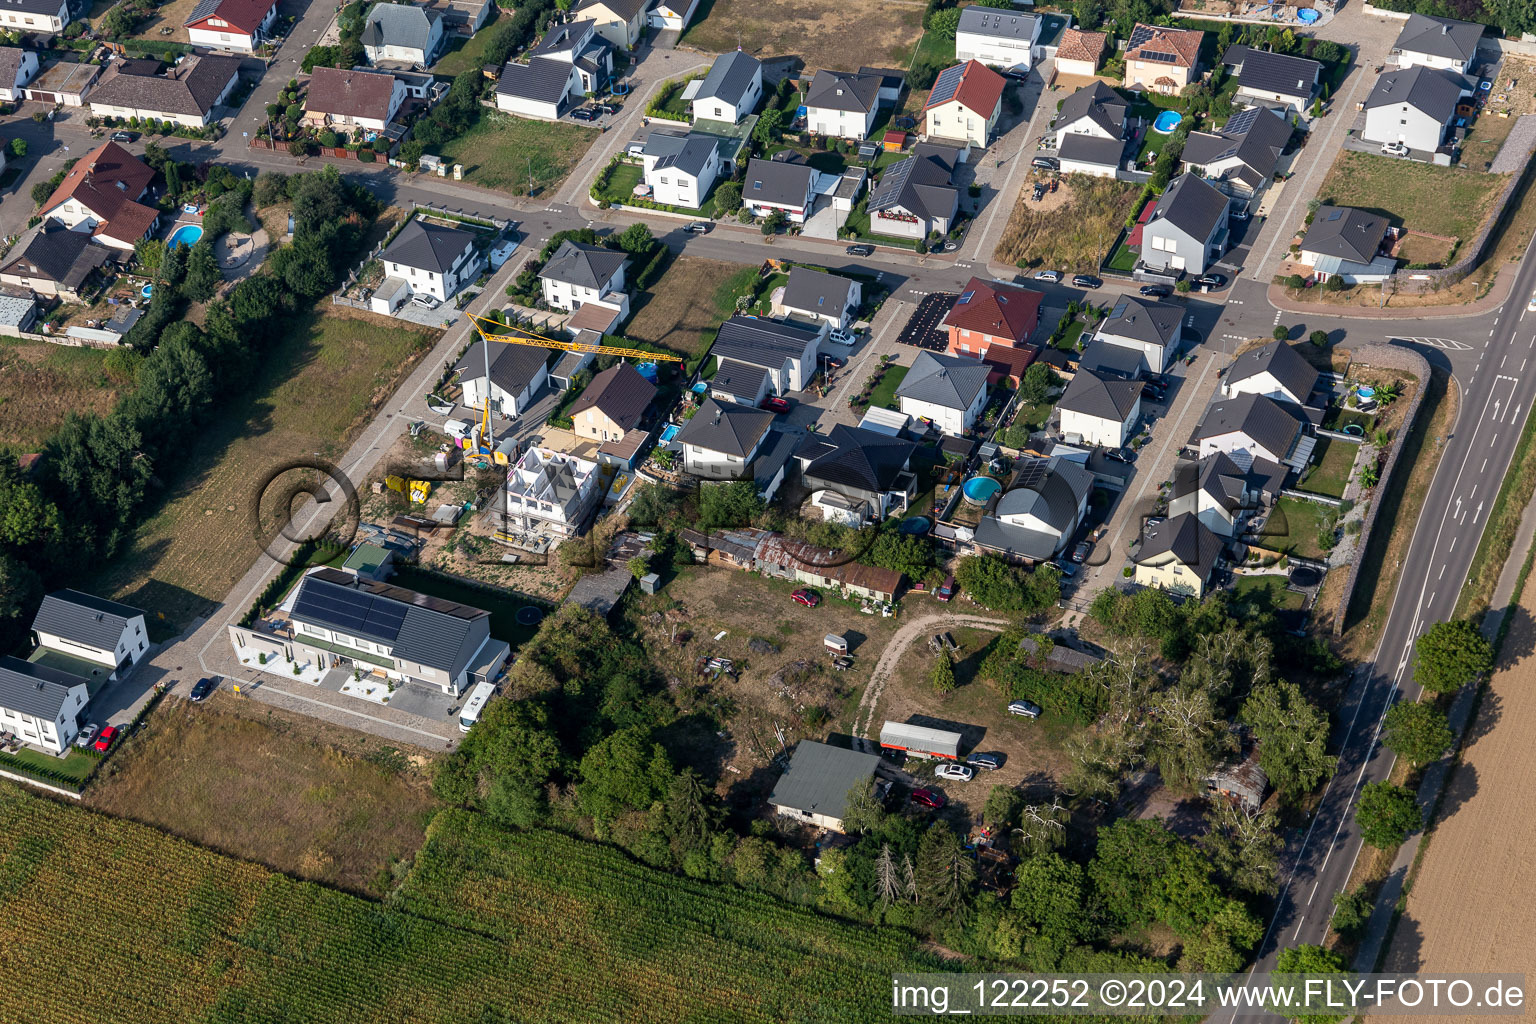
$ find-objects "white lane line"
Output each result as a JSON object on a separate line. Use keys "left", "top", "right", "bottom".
{"left": 1292, "top": 916, "right": 1306, "bottom": 941}
{"left": 1439, "top": 565, "right": 1445, "bottom": 580}
{"left": 1308, "top": 880, "right": 1320, "bottom": 905}
{"left": 1482, "top": 458, "right": 1489, "bottom": 472}
{"left": 1450, "top": 536, "right": 1457, "bottom": 552}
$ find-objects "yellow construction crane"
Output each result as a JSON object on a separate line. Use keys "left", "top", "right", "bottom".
{"left": 462, "top": 312, "right": 683, "bottom": 459}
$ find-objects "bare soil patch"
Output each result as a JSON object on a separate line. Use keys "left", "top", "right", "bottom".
{"left": 682, "top": 0, "right": 924, "bottom": 76}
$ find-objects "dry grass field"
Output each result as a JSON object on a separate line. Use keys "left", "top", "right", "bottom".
{"left": 1316, "top": 151, "right": 1506, "bottom": 244}
{"left": 1382, "top": 578, "right": 1536, "bottom": 1008}
{"left": 682, "top": 0, "right": 923, "bottom": 76}
{"left": 622, "top": 257, "right": 756, "bottom": 372}
{"left": 0, "top": 339, "right": 127, "bottom": 454}
{"left": 93, "top": 307, "right": 437, "bottom": 630}
{"left": 995, "top": 174, "right": 1143, "bottom": 273}
{"left": 86, "top": 694, "right": 439, "bottom": 895}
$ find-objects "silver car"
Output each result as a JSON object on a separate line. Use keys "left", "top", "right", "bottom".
{"left": 1007, "top": 699, "right": 1042, "bottom": 719}
{"left": 935, "top": 763, "right": 975, "bottom": 782}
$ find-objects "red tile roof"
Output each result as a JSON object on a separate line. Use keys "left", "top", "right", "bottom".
{"left": 1125, "top": 23, "right": 1203, "bottom": 70}
{"left": 982, "top": 344, "right": 1039, "bottom": 381}
{"left": 1127, "top": 196, "right": 1157, "bottom": 248}
{"left": 184, "top": 0, "right": 275, "bottom": 34}
{"left": 943, "top": 277, "right": 1042, "bottom": 344}
{"left": 41, "top": 140, "right": 159, "bottom": 245}
{"left": 1056, "top": 28, "right": 1108, "bottom": 66}
{"left": 924, "top": 59, "right": 1006, "bottom": 118}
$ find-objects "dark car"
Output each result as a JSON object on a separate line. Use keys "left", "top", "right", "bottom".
{"left": 683, "top": 221, "right": 709, "bottom": 234}
{"left": 845, "top": 244, "right": 875, "bottom": 256}
{"left": 569, "top": 108, "right": 597, "bottom": 121}
{"left": 911, "top": 788, "right": 947, "bottom": 810}
{"left": 1143, "top": 372, "right": 1171, "bottom": 390}
{"left": 1194, "top": 273, "right": 1227, "bottom": 289}
{"left": 111, "top": 131, "right": 136, "bottom": 143}
{"left": 1031, "top": 156, "right": 1059, "bottom": 170}
{"left": 1071, "top": 275, "right": 1101, "bottom": 289}
{"left": 189, "top": 676, "right": 217, "bottom": 702}
{"left": 1103, "top": 447, "right": 1135, "bottom": 465}
{"left": 1141, "top": 384, "right": 1166, "bottom": 402}
{"left": 1139, "top": 284, "right": 1171, "bottom": 297}
{"left": 1072, "top": 540, "right": 1092, "bottom": 563}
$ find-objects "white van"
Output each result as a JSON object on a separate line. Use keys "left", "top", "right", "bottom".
{"left": 444, "top": 418, "right": 473, "bottom": 441}
{"left": 459, "top": 681, "right": 497, "bottom": 732}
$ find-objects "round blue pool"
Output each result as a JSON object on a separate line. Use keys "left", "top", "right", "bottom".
{"left": 898, "top": 516, "right": 932, "bottom": 536}
{"left": 962, "top": 476, "right": 1001, "bottom": 505}
{"left": 1152, "top": 110, "right": 1183, "bottom": 135}
{"left": 167, "top": 223, "right": 204, "bottom": 249}
{"left": 1356, "top": 386, "right": 1376, "bottom": 400}
{"left": 636, "top": 361, "right": 659, "bottom": 382}
{"left": 140, "top": 284, "right": 153, "bottom": 299}
{"left": 1296, "top": 7, "right": 1319, "bottom": 23}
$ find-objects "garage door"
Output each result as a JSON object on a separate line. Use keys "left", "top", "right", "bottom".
{"left": 28, "top": 91, "right": 55, "bottom": 103}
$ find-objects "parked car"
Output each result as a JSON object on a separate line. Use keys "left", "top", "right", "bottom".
{"left": 911, "top": 788, "right": 947, "bottom": 809}
{"left": 1194, "top": 273, "right": 1227, "bottom": 289}
{"left": 845, "top": 244, "right": 874, "bottom": 256}
{"left": 1230, "top": 208, "right": 1251, "bottom": 222}
{"left": 1033, "top": 270, "right": 1062, "bottom": 283}
{"left": 189, "top": 676, "right": 216, "bottom": 702}
{"left": 760, "top": 395, "right": 790, "bottom": 413}
{"left": 570, "top": 108, "right": 598, "bottom": 121}
{"left": 683, "top": 221, "right": 709, "bottom": 234}
{"left": 74, "top": 723, "right": 99, "bottom": 749}
{"left": 1053, "top": 559, "right": 1078, "bottom": 577}
{"left": 1380, "top": 141, "right": 1409, "bottom": 157}
{"left": 791, "top": 588, "right": 820, "bottom": 608}
{"left": 626, "top": 141, "right": 646, "bottom": 158}
{"left": 1007, "top": 699, "right": 1042, "bottom": 719}
{"left": 935, "top": 763, "right": 974, "bottom": 782}
{"left": 1139, "top": 284, "right": 1171, "bottom": 297}
{"left": 94, "top": 725, "right": 120, "bottom": 752}
{"left": 1072, "top": 540, "right": 1091, "bottom": 563}
{"left": 1072, "top": 275, "right": 1101, "bottom": 289}
{"left": 1031, "top": 156, "right": 1059, "bottom": 170}
{"left": 827, "top": 326, "right": 856, "bottom": 346}
{"left": 936, "top": 575, "right": 956, "bottom": 602}
{"left": 1103, "top": 447, "right": 1135, "bottom": 464}
{"left": 410, "top": 293, "right": 439, "bottom": 310}
{"left": 967, "top": 751, "right": 1004, "bottom": 771}
{"left": 111, "top": 131, "right": 136, "bottom": 143}
{"left": 1141, "top": 384, "right": 1166, "bottom": 402}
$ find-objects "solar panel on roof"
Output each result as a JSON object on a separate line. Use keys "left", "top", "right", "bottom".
{"left": 1141, "top": 50, "right": 1177, "bottom": 63}
{"left": 959, "top": 290, "right": 975, "bottom": 304}
{"left": 1013, "top": 459, "right": 1051, "bottom": 491}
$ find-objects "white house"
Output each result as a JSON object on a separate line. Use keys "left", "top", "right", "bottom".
{"left": 1221, "top": 45, "right": 1320, "bottom": 113}
{"left": 955, "top": 7, "right": 1040, "bottom": 73}
{"left": 768, "top": 740, "right": 881, "bottom": 832}
{"left": 1092, "top": 295, "right": 1182, "bottom": 374}
{"left": 31, "top": 590, "right": 149, "bottom": 678}
{"left": 0, "top": 0, "right": 69, "bottom": 34}
{"left": 1140, "top": 172, "right": 1230, "bottom": 276}
{"left": 710, "top": 315, "right": 826, "bottom": 394}
{"left": 1058, "top": 368, "right": 1142, "bottom": 447}
{"left": 0, "top": 47, "right": 40, "bottom": 102}
{"left": 1192, "top": 392, "right": 1309, "bottom": 471}
{"left": 641, "top": 132, "right": 720, "bottom": 208}
{"left": 896, "top": 350, "right": 990, "bottom": 437}
{"left": 972, "top": 456, "right": 1093, "bottom": 563}
{"left": 39, "top": 139, "right": 159, "bottom": 253}
{"left": 778, "top": 265, "right": 860, "bottom": 329}
{"left": 803, "top": 69, "right": 882, "bottom": 140}
{"left": 455, "top": 339, "right": 552, "bottom": 419}
{"left": 1179, "top": 105, "right": 1291, "bottom": 197}
{"left": 741, "top": 157, "right": 818, "bottom": 222}
{"left": 646, "top": 0, "right": 698, "bottom": 32}
{"left": 1221, "top": 340, "right": 1318, "bottom": 407}
{"left": 574, "top": 0, "right": 647, "bottom": 50}
{"left": 924, "top": 60, "right": 1005, "bottom": 147}
{"left": 691, "top": 49, "right": 761, "bottom": 124}
{"left": 1134, "top": 512, "right": 1224, "bottom": 598}
{"left": 538, "top": 239, "right": 629, "bottom": 312}
{"left": 502, "top": 447, "right": 600, "bottom": 537}
{"left": 359, "top": 3, "right": 446, "bottom": 67}
{"left": 0, "top": 658, "right": 88, "bottom": 754}
{"left": 303, "top": 65, "right": 406, "bottom": 131}
{"left": 184, "top": 0, "right": 279, "bottom": 53}
{"left": 1297, "top": 205, "right": 1397, "bottom": 284}
{"left": 1123, "top": 23, "right": 1202, "bottom": 94}
{"left": 1392, "top": 13, "right": 1482, "bottom": 74}
{"left": 1053, "top": 80, "right": 1126, "bottom": 147}
{"left": 1053, "top": 28, "right": 1107, "bottom": 77}
{"left": 88, "top": 54, "right": 242, "bottom": 128}
{"left": 1169, "top": 451, "right": 1282, "bottom": 537}
{"left": 1361, "top": 64, "right": 1470, "bottom": 155}
{"left": 494, "top": 57, "right": 581, "bottom": 119}
{"left": 675, "top": 398, "right": 775, "bottom": 479}
{"left": 380, "top": 218, "right": 483, "bottom": 302}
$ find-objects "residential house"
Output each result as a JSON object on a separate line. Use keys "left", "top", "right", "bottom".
{"left": 184, "top": 0, "right": 279, "bottom": 53}
{"left": 501, "top": 446, "right": 599, "bottom": 537}
{"left": 641, "top": 132, "right": 720, "bottom": 208}
{"left": 575, "top": 0, "right": 647, "bottom": 50}
{"left": 0, "top": 294, "right": 38, "bottom": 336}
{"left": 232, "top": 568, "right": 505, "bottom": 696}
{"left": 1077, "top": 338, "right": 1147, "bottom": 380}
{"left": 1054, "top": 28, "right": 1107, "bottom": 77}
{"left": 39, "top": 140, "right": 159, "bottom": 253}
{"left": 1221, "top": 45, "right": 1319, "bottom": 112}
{"left": 769, "top": 740, "right": 881, "bottom": 832}
{"left": 1392, "top": 12, "right": 1482, "bottom": 74}
{"left": 88, "top": 54, "right": 242, "bottom": 127}
{"left": 430, "top": 0, "right": 494, "bottom": 35}
{"left": 1221, "top": 340, "right": 1318, "bottom": 406}
{"left": 539, "top": 239, "right": 629, "bottom": 315}
{"left": 495, "top": 58, "right": 581, "bottom": 119}
{"left": 778, "top": 265, "right": 860, "bottom": 329}
{"left": 1092, "top": 295, "right": 1182, "bottom": 373}
{"left": 1179, "top": 104, "right": 1291, "bottom": 197}
{"left": 691, "top": 48, "right": 761, "bottom": 124}
{"left": 531, "top": 19, "right": 611, "bottom": 95}
{"left": 570, "top": 362, "right": 655, "bottom": 447}
{"left": 0, "top": 0, "right": 69, "bottom": 34}
{"left": 0, "top": 47, "right": 39, "bottom": 101}
{"left": 795, "top": 423, "right": 918, "bottom": 525}
{"left": 303, "top": 65, "right": 406, "bottom": 131}
{"left": 742, "top": 157, "right": 818, "bottom": 222}
{"left": 1297, "top": 205, "right": 1397, "bottom": 284}
{"left": 1122, "top": 23, "right": 1203, "bottom": 94}
{"left": 867, "top": 150, "right": 958, "bottom": 241}
{"left": 1053, "top": 80, "right": 1127, "bottom": 177}
{"left": 943, "top": 276, "right": 1042, "bottom": 359}
{"left": 23, "top": 60, "right": 99, "bottom": 106}
{"left": 1134, "top": 512, "right": 1224, "bottom": 597}
{"left": 709, "top": 355, "right": 773, "bottom": 408}
{"left": 973, "top": 456, "right": 1093, "bottom": 563}
{"left": 0, "top": 658, "right": 88, "bottom": 753}
{"left": 955, "top": 8, "right": 1040, "bottom": 73}
{"left": 753, "top": 428, "right": 803, "bottom": 502}
{"left": 31, "top": 590, "right": 149, "bottom": 677}
{"left": 1361, "top": 64, "right": 1471, "bottom": 155}
{"left": 360, "top": 3, "right": 446, "bottom": 67}
{"left": 1168, "top": 450, "right": 1283, "bottom": 537}
{"left": 455, "top": 339, "right": 551, "bottom": 418}
{"left": 0, "top": 221, "right": 113, "bottom": 300}
{"left": 1058, "top": 131, "right": 1128, "bottom": 178}
{"left": 924, "top": 60, "right": 1005, "bottom": 146}
{"left": 1192, "top": 392, "right": 1309, "bottom": 470}
{"left": 675, "top": 397, "right": 774, "bottom": 479}
{"left": 709, "top": 315, "right": 826, "bottom": 395}
{"left": 803, "top": 69, "right": 882, "bottom": 140}
{"left": 1139, "top": 172, "right": 1229, "bottom": 276}
{"left": 380, "top": 218, "right": 482, "bottom": 302}
{"left": 645, "top": 0, "right": 698, "bottom": 32}
{"left": 859, "top": 66, "right": 907, "bottom": 107}
{"left": 981, "top": 344, "right": 1039, "bottom": 386}
{"left": 896, "top": 350, "right": 990, "bottom": 437}
{"left": 1058, "top": 368, "right": 1142, "bottom": 447}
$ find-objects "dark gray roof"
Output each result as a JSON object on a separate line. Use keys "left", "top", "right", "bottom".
{"left": 869, "top": 152, "right": 956, "bottom": 222}
{"left": 795, "top": 423, "right": 915, "bottom": 494}
{"left": 1180, "top": 105, "right": 1291, "bottom": 190}
{"left": 654, "top": 134, "right": 716, "bottom": 177}
{"left": 712, "top": 357, "right": 771, "bottom": 401}
{"left": 569, "top": 361, "right": 655, "bottom": 431}
{"left": 539, "top": 239, "right": 629, "bottom": 289}
{"left": 1059, "top": 131, "right": 1125, "bottom": 167}
{"left": 1, "top": 221, "right": 111, "bottom": 288}
{"left": 1152, "top": 172, "right": 1229, "bottom": 243}
{"left": 360, "top": 3, "right": 441, "bottom": 51}
{"left": 89, "top": 54, "right": 242, "bottom": 117}
{"left": 858, "top": 66, "right": 906, "bottom": 92}
{"left": 455, "top": 338, "right": 550, "bottom": 396}
{"left": 0, "top": 0, "right": 67, "bottom": 16}
{"left": 782, "top": 265, "right": 853, "bottom": 320}
{"left": 976, "top": 457, "right": 1092, "bottom": 559}
{"left": 0, "top": 47, "right": 30, "bottom": 87}
{"left": 675, "top": 397, "right": 773, "bottom": 456}
{"left": 958, "top": 7, "right": 1038, "bottom": 41}
{"left": 291, "top": 569, "right": 490, "bottom": 675}
{"left": 805, "top": 68, "right": 880, "bottom": 114}
{"left": 743, "top": 157, "right": 815, "bottom": 208}
{"left": 1192, "top": 392, "right": 1303, "bottom": 457}
{"left": 1303, "top": 205, "right": 1389, "bottom": 264}
{"left": 896, "top": 350, "right": 988, "bottom": 411}
{"left": 695, "top": 49, "right": 759, "bottom": 107}
{"left": 1058, "top": 367, "right": 1141, "bottom": 420}
{"left": 712, "top": 314, "right": 822, "bottom": 367}
{"left": 32, "top": 590, "right": 143, "bottom": 651}
{"left": 1172, "top": 450, "right": 1248, "bottom": 512}
{"left": 1078, "top": 338, "right": 1147, "bottom": 379}
{"left": 1394, "top": 13, "right": 1482, "bottom": 63}
{"left": 382, "top": 218, "right": 472, "bottom": 273}
{"left": 753, "top": 428, "right": 802, "bottom": 494}
{"left": 1363, "top": 64, "right": 1470, "bottom": 122}
{"left": 0, "top": 656, "right": 84, "bottom": 722}
{"left": 1224, "top": 45, "right": 1319, "bottom": 99}
{"left": 1100, "top": 295, "right": 1182, "bottom": 348}
{"left": 496, "top": 56, "right": 575, "bottom": 104}
{"left": 910, "top": 141, "right": 961, "bottom": 177}
{"left": 768, "top": 740, "right": 880, "bottom": 822}
{"left": 532, "top": 18, "right": 594, "bottom": 56}
{"left": 1137, "top": 511, "right": 1223, "bottom": 576}
{"left": 1226, "top": 341, "right": 1319, "bottom": 401}
{"left": 1056, "top": 80, "right": 1126, "bottom": 137}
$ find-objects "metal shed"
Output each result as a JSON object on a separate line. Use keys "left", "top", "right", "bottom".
{"left": 879, "top": 720, "right": 962, "bottom": 760}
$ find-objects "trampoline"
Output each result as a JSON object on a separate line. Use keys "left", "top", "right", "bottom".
{"left": 516, "top": 606, "right": 545, "bottom": 626}
{"left": 1342, "top": 423, "right": 1365, "bottom": 437}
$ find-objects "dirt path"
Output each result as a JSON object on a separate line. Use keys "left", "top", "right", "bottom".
{"left": 851, "top": 613, "right": 1009, "bottom": 741}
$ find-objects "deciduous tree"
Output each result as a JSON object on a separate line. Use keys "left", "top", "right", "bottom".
{"left": 1381, "top": 701, "right": 1453, "bottom": 767}
{"left": 1414, "top": 619, "right": 1492, "bottom": 694}
{"left": 1355, "top": 781, "right": 1421, "bottom": 848}
{"left": 1241, "top": 681, "right": 1335, "bottom": 796}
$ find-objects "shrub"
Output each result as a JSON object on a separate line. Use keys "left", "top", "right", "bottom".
{"left": 1271, "top": 325, "right": 1289, "bottom": 341}
{"left": 1309, "top": 329, "right": 1329, "bottom": 347}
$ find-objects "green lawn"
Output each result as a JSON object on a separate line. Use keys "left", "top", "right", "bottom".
{"left": 1321, "top": 406, "right": 1376, "bottom": 433}
{"left": 1262, "top": 496, "right": 1334, "bottom": 561}
{"left": 594, "top": 161, "right": 721, "bottom": 217}
{"left": 1317, "top": 150, "right": 1507, "bottom": 242}
{"left": 1105, "top": 235, "right": 1139, "bottom": 273}
{"left": 1054, "top": 319, "right": 1088, "bottom": 352}
{"left": 1011, "top": 399, "right": 1053, "bottom": 431}
{"left": 433, "top": 112, "right": 600, "bottom": 197}
{"left": 1231, "top": 573, "right": 1306, "bottom": 612}
{"left": 0, "top": 746, "right": 97, "bottom": 786}
{"left": 868, "top": 364, "right": 909, "bottom": 410}
{"left": 1298, "top": 437, "right": 1358, "bottom": 498}
{"left": 392, "top": 566, "right": 552, "bottom": 651}
{"left": 430, "top": 8, "right": 501, "bottom": 77}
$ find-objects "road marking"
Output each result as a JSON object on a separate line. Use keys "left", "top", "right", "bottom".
{"left": 1307, "top": 880, "right": 1320, "bottom": 905}
{"left": 1292, "top": 916, "right": 1306, "bottom": 941}
{"left": 1439, "top": 565, "right": 1445, "bottom": 579}
{"left": 1450, "top": 536, "right": 1457, "bottom": 552}
{"left": 1482, "top": 458, "right": 1489, "bottom": 472}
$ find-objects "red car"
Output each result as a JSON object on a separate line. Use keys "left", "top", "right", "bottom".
{"left": 760, "top": 395, "right": 790, "bottom": 414}
{"left": 936, "top": 575, "right": 956, "bottom": 602}
{"left": 911, "top": 788, "right": 946, "bottom": 810}
{"left": 93, "top": 725, "right": 120, "bottom": 753}
{"left": 791, "top": 588, "right": 821, "bottom": 608}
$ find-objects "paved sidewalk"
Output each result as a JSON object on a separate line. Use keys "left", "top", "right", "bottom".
{"left": 965, "top": 63, "right": 1049, "bottom": 269}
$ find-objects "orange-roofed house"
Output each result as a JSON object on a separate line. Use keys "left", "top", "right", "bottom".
{"left": 923, "top": 60, "right": 1006, "bottom": 147}
{"left": 1123, "top": 23, "right": 1203, "bottom": 94}
{"left": 38, "top": 140, "right": 159, "bottom": 253}
{"left": 943, "top": 277, "right": 1043, "bottom": 360}
{"left": 184, "top": 0, "right": 279, "bottom": 52}
{"left": 1055, "top": 28, "right": 1108, "bottom": 77}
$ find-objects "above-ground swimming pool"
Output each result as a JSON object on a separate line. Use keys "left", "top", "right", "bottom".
{"left": 636, "top": 361, "right": 659, "bottom": 383}
{"left": 1356, "top": 385, "right": 1376, "bottom": 400}
{"left": 1152, "top": 110, "right": 1183, "bottom": 135}
{"left": 898, "top": 516, "right": 932, "bottom": 536}
{"left": 962, "top": 476, "right": 1001, "bottom": 505}
{"left": 167, "top": 224, "right": 204, "bottom": 249}
{"left": 141, "top": 284, "right": 153, "bottom": 299}
{"left": 660, "top": 424, "right": 681, "bottom": 442}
